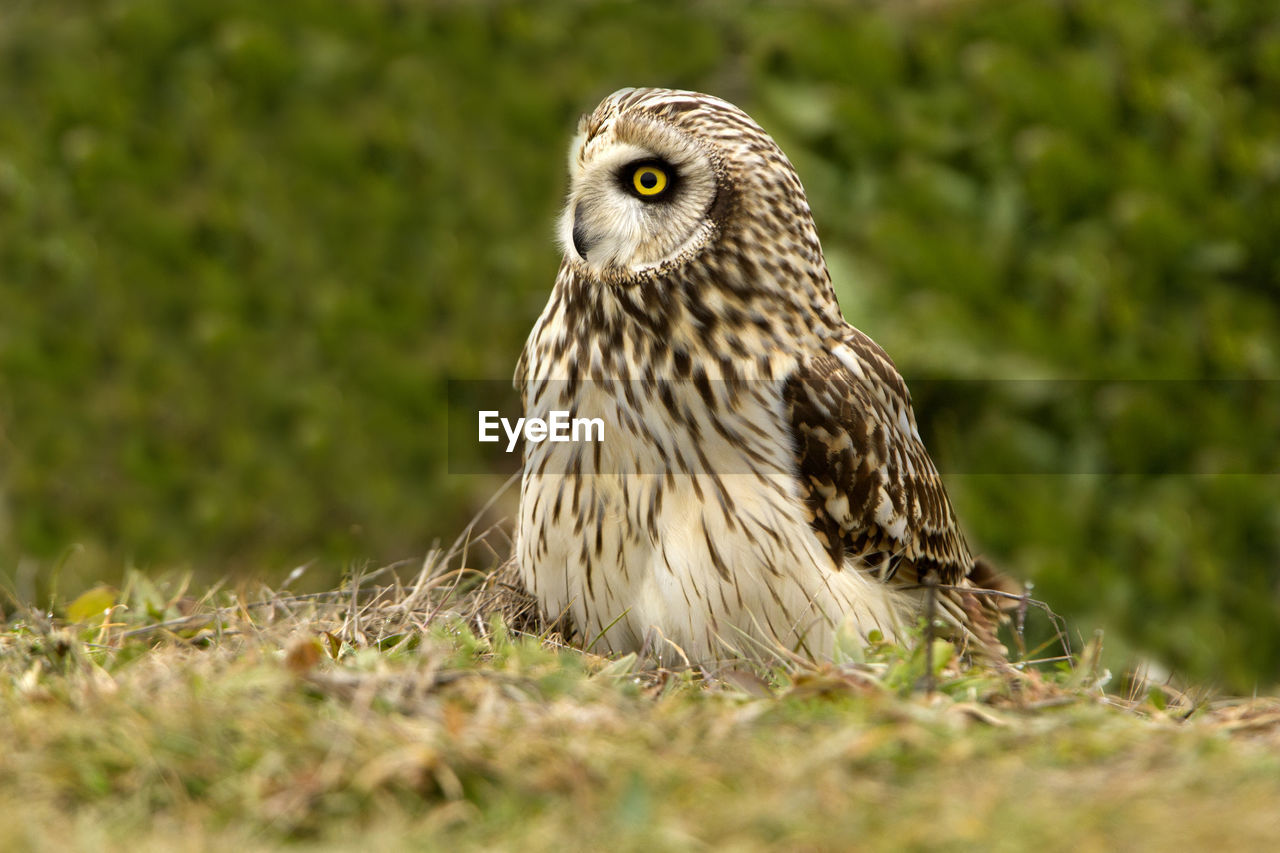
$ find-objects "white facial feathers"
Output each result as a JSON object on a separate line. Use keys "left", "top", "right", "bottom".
{"left": 557, "top": 113, "right": 719, "bottom": 277}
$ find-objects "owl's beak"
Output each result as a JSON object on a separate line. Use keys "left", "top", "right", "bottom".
{"left": 570, "top": 202, "right": 592, "bottom": 260}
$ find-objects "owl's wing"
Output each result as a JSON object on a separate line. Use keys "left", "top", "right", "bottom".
{"left": 781, "top": 329, "right": 976, "bottom": 590}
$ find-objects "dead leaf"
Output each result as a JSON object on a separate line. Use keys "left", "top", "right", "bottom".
{"left": 285, "top": 636, "right": 323, "bottom": 674}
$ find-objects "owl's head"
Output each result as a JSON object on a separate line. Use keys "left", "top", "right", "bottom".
{"left": 558, "top": 88, "right": 824, "bottom": 286}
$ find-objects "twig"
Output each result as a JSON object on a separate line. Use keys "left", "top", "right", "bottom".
{"left": 923, "top": 574, "right": 938, "bottom": 696}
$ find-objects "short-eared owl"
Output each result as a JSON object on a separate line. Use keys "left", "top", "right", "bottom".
{"left": 516, "top": 88, "right": 1012, "bottom": 666}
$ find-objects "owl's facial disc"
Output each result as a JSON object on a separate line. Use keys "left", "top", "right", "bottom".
{"left": 559, "top": 115, "right": 719, "bottom": 279}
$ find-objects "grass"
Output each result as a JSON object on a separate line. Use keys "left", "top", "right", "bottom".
{"left": 3, "top": 3, "right": 1277, "bottom": 844}
{"left": 3, "top": 535, "right": 1279, "bottom": 851}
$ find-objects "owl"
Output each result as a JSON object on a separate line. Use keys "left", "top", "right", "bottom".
{"left": 515, "top": 88, "right": 1014, "bottom": 667}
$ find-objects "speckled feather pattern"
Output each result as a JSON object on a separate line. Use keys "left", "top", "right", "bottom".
{"left": 515, "top": 88, "right": 1005, "bottom": 666}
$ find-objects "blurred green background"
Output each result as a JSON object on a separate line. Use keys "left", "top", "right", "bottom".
{"left": 1, "top": 0, "right": 1277, "bottom": 689}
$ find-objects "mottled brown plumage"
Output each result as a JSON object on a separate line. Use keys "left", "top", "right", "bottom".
{"left": 515, "top": 88, "right": 1013, "bottom": 666}
{"left": 784, "top": 339, "right": 970, "bottom": 587}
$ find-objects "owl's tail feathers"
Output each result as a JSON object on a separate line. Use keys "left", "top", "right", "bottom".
{"left": 951, "top": 557, "right": 1027, "bottom": 663}
{"left": 969, "top": 556, "right": 1025, "bottom": 610}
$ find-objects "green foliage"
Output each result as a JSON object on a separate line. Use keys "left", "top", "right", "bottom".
{"left": 1, "top": 0, "right": 1278, "bottom": 688}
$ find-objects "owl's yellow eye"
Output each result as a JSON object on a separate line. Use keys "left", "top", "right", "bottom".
{"left": 632, "top": 165, "right": 668, "bottom": 196}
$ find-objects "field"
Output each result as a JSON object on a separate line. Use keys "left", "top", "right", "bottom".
{"left": 3, "top": 0, "right": 1280, "bottom": 847}
{"left": 4, "top": 545, "right": 1280, "bottom": 851}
